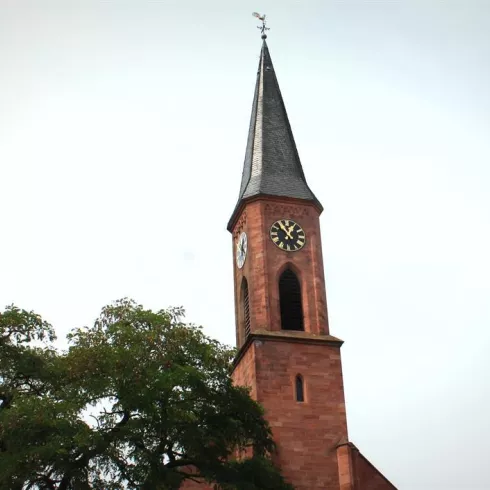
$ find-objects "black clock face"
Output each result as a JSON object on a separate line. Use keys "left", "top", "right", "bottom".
{"left": 270, "top": 219, "right": 306, "bottom": 252}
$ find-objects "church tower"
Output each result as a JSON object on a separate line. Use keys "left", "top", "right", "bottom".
{"left": 228, "top": 37, "right": 347, "bottom": 490}
{"left": 227, "top": 37, "right": 397, "bottom": 490}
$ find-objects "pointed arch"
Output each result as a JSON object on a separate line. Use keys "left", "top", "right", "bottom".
{"left": 279, "top": 268, "right": 304, "bottom": 331}
{"left": 295, "top": 374, "right": 305, "bottom": 402}
{"left": 241, "top": 277, "right": 251, "bottom": 340}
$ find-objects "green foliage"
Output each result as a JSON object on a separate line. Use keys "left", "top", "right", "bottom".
{"left": 0, "top": 300, "right": 293, "bottom": 489}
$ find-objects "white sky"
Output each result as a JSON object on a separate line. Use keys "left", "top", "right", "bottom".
{"left": 1, "top": 1, "right": 489, "bottom": 488}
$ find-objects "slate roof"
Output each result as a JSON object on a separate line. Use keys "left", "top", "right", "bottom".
{"left": 228, "top": 40, "right": 322, "bottom": 231}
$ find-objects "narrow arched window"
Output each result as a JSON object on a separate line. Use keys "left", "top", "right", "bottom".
{"left": 295, "top": 375, "right": 304, "bottom": 402}
{"left": 279, "top": 269, "right": 304, "bottom": 331}
{"left": 241, "top": 278, "right": 251, "bottom": 339}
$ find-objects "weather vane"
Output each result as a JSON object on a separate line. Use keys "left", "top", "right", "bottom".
{"left": 252, "top": 12, "right": 270, "bottom": 39}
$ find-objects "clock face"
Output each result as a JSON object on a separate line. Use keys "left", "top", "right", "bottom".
{"left": 236, "top": 232, "right": 247, "bottom": 269}
{"left": 270, "top": 219, "right": 306, "bottom": 252}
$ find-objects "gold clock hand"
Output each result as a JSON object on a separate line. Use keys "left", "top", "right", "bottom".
{"left": 279, "top": 222, "right": 293, "bottom": 239}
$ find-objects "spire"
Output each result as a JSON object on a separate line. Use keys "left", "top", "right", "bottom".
{"left": 228, "top": 40, "right": 322, "bottom": 231}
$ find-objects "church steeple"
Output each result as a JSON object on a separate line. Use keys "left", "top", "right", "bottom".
{"left": 178, "top": 26, "right": 399, "bottom": 489}
{"left": 227, "top": 40, "right": 322, "bottom": 231}
{"left": 220, "top": 32, "right": 399, "bottom": 490}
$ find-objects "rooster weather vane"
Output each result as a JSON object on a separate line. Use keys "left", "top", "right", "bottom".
{"left": 252, "top": 12, "right": 270, "bottom": 39}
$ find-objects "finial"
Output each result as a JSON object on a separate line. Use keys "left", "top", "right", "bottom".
{"left": 252, "top": 12, "right": 270, "bottom": 39}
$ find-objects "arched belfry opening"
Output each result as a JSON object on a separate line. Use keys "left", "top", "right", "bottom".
{"left": 279, "top": 268, "right": 304, "bottom": 331}
{"left": 295, "top": 374, "right": 305, "bottom": 402}
{"left": 241, "top": 278, "right": 251, "bottom": 340}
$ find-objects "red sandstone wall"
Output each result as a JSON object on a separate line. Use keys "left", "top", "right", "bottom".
{"left": 337, "top": 443, "right": 397, "bottom": 490}
{"left": 232, "top": 341, "right": 257, "bottom": 398}
{"left": 180, "top": 479, "right": 210, "bottom": 489}
{"left": 230, "top": 196, "right": 349, "bottom": 489}
{"left": 232, "top": 198, "right": 330, "bottom": 347}
{"left": 337, "top": 443, "right": 355, "bottom": 490}
{"left": 251, "top": 338, "right": 348, "bottom": 490}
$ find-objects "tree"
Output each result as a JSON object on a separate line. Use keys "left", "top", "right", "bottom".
{"left": 0, "top": 299, "right": 293, "bottom": 490}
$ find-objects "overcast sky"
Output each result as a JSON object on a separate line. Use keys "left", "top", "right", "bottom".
{"left": 1, "top": 1, "right": 490, "bottom": 488}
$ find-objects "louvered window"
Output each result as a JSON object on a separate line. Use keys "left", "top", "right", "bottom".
{"left": 279, "top": 269, "right": 304, "bottom": 331}
{"left": 242, "top": 278, "right": 251, "bottom": 339}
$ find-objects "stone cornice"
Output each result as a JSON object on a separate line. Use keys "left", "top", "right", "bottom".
{"left": 232, "top": 330, "right": 344, "bottom": 371}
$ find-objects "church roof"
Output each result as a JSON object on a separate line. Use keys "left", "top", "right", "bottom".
{"left": 228, "top": 39, "right": 322, "bottom": 231}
